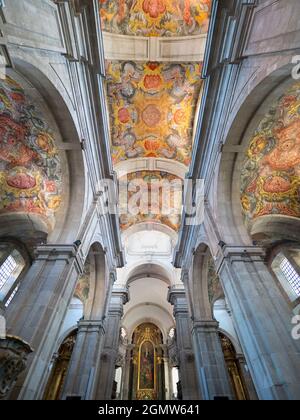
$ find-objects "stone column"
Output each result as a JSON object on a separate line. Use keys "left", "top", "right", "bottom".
{"left": 217, "top": 246, "right": 300, "bottom": 400}
{"left": 94, "top": 287, "right": 129, "bottom": 400}
{"left": 5, "top": 244, "right": 83, "bottom": 400}
{"left": 162, "top": 348, "right": 171, "bottom": 400}
{"left": 61, "top": 320, "right": 105, "bottom": 400}
{"left": 192, "top": 319, "right": 234, "bottom": 400}
{"left": 121, "top": 344, "right": 134, "bottom": 400}
{"left": 168, "top": 287, "right": 201, "bottom": 400}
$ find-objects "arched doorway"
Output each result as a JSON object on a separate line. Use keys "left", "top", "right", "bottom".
{"left": 219, "top": 332, "right": 249, "bottom": 401}
{"left": 129, "top": 323, "right": 165, "bottom": 400}
{"left": 43, "top": 330, "right": 77, "bottom": 400}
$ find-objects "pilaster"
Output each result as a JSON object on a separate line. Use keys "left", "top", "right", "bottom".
{"left": 168, "top": 287, "right": 201, "bottom": 400}
{"left": 217, "top": 245, "right": 300, "bottom": 400}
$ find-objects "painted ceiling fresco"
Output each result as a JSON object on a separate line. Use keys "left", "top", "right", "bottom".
{"left": 119, "top": 171, "right": 182, "bottom": 231}
{"left": 0, "top": 76, "right": 62, "bottom": 230}
{"left": 241, "top": 82, "right": 300, "bottom": 226}
{"left": 99, "top": 0, "right": 211, "bottom": 37}
{"left": 106, "top": 61, "right": 202, "bottom": 166}
{"left": 75, "top": 262, "right": 91, "bottom": 304}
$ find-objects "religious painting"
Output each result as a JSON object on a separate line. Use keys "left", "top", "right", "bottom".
{"left": 0, "top": 75, "right": 62, "bottom": 231}
{"left": 44, "top": 330, "right": 77, "bottom": 400}
{"left": 241, "top": 82, "right": 300, "bottom": 226}
{"left": 118, "top": 171, "right": 182, "bottom": 232}
{"left": 139, "top": 340, "right": 155, "bottom": 390}
{"left": 99, "top": 0, "right": 211, "bottom": 37}
{"left": 74, "top": 270, "right": 90, "bottom": 304}
{"left": 130, "top": 323, "right": 164, "bottom": 400}
{"left": 106, "top": 61, "right": 202, "bottom": 166}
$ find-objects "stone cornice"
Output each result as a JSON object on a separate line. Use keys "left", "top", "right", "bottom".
{"left": 77, "top": 319, "right": 105, "bottom": 334}
{"left": 215, "top": 245, "right": 266, "bottom": 273}
{"left": 192, "top": 319, "right": 219, "bottom": 333}
{"left": 34, "top": 244, "right": 85, "bottom": 274}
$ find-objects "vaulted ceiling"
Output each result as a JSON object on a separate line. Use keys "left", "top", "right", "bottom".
{"left": 100, "top": 0, "right": 211, "bottom": 37}
{"left": 99, "top": 0, "right": 212, "bottom": 235}
{"left": 106, "top": 61, "right": 202, "bottom": 166}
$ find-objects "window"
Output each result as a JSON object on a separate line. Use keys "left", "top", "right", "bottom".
{"left": 0, "top": 249, "right": 26, "bottom": 306}
{"left": 5, "top": 285, "right": 20, "bottom": 308}
{"left": 0, "top": 255, "right": 17, "bottom": 290}
{"left": 279, "top": 258, "right": 300, "bottom": 297}
{"left": 271, "top": 252, "right": 300, "bottom": 302}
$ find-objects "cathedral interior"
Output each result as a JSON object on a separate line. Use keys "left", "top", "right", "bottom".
{"left": 0, "top": 0, "right": 300, "bottom": 401}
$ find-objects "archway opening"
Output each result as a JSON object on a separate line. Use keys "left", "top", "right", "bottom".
{"left": 43, "top": 330, "right": 77, "bottom": 401}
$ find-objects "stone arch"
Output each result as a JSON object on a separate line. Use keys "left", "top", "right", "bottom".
{"left": 218, "top": 327, "right": 242, "bottom": 356}
{"left": 122, "top": 222, "right": 178, "bottom": 245}
{"left": 78, "top": 242, "right": 108, "bottom": 320}
{"left": 125, "top": 310, "right": 173, "bottom": 343}
{"left": 190, "top": 242, "right": 223, "bottom": 320}
{"left": 126, "top": 263, "right": 172, "bottom": 287}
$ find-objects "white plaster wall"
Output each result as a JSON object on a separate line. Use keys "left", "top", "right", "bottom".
{"left": 213, "top": 299, "right": 242, "bottom": 353}
{"left": 58, "top": 297, "right": 83, "bottom": 341}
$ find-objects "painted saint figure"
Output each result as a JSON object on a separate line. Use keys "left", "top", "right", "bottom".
{"left": 139, "top": 341, "right": 155, "bottom": 390}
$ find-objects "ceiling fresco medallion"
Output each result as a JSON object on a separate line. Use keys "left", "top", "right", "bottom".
{"left": 0, "top": 76, "right": 62, "bottom": 230}
{"left": 241, "top": 82, "right": 300, "bottom": 225}
{"left": 99, "top": 0, "right": 211, "bottom": 37}
{"left": 118, "top": 171, "right": 182, "bottom": 232}
{"left": 106, "top": 61, "right": 202, "bottom": 166}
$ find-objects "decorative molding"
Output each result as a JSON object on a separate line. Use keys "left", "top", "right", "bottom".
{"left": 114, "top": 158, "right": 187, "bottom": 180}
{"left": 215, "top": 245, "right": 266, "bottom": 274}
{"left": 103, "top": 32, "right": 207, "bottom": 63}
{"left": 34, "top": 244, "right": 85, "bottom": 274}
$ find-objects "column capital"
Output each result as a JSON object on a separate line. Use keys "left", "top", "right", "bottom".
{"left": 34, "top": 244, "right": 85, "bottom": 274}
{"left": 216, "top": 245, "right": 266, "bottom": 272}
{"left": 111, "top": 287, "right": 129, "bottom": 304}
{"left": 167, "top": 286, "right": 186, "bottom": 304}
{"left": 168, "top": 287, "right": 189, "bottom": 316}
{"left": 192, "top": 319, "right": 219, "bottom": 334}
{"left": 108, "top": 287, "right": 129, "bottom": 317}
{"left": 77, "top": 320, "right": 105, "bottom": 334}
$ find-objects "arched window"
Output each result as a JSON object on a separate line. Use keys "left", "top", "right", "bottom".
{"left": 279, "top": 257, "right": 300, "bottom": 297}
{"left": 271, "top": 251, "right": 300, "bottom": 303}
{"left": 0, "top": 248, "right": 26, "bottom": 307}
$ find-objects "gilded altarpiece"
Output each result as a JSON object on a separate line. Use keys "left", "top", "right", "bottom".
{"left": 129, "top": 323, "right": 165, "bottom": 400}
